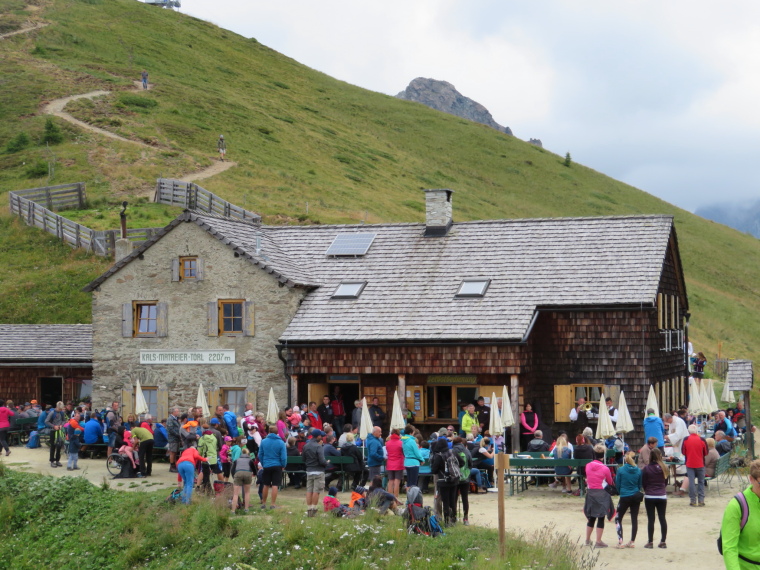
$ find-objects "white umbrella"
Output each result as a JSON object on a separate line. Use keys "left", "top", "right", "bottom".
{"left": 615, "top": 391, "right": 635, "bottom": 434}
{"left": 721, "top": 379, "right": 736, "bottom": 404}
{"left": 707, "top": 379, "right": 719, "bottom": 412}
{"left": 266, "top": 387, "right": 279, "bottom": 425}
{"left": 645, "top": 385, "right": 660, "bottom": 418}
{"left": 689, "top": 377, "right": 705, "bottom": 415}
{"left": 700, "top": 378, "right": 713, "bottom": 413}
{"left": 488, "top": 392, "right": 502, "bottom": 440}
{"left": 196, "top": 383, "right": 210, "bottom": 418}
{"left": 359, "top": 397, "right": 373, "bottom": 440}
{"left": 134, "top": 378, "right": 149, "bottom": 417}
{"left": 389, "top": 390, "right": 405, "bottom": 430}
{"left": 501, "top": 385, "right": 515, "bottom": 428}
{"left": 596, "top": 392, "right": 616, "bottom": 439}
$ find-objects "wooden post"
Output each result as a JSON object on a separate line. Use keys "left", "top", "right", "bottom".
{"left": 510, "top": 374, "right": 520, "bottom": 453}
{"left": 496, "top": 453, "right": 508, "bottom": 558}
{"left": 78, "top": 183, "right": 85, "bottom": 208}
{"left": 746, "top": 390, "right": 755, "bottom": 459}
{"left": 46, "top": 187, "right": 53, "bottom": 211}
{"left": 397, "top": 374, "right": 407, "bottom": 412}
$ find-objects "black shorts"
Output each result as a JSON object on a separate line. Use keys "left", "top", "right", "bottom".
{"left": 260, "top": 466, "right": 283, "bottom": 487}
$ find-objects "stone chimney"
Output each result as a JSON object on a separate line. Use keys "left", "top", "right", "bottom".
{"left": 423, "top": 188, "right": 454, "bottom": 237}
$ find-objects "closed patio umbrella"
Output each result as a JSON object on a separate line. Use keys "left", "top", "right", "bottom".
{"left": 134, "top": 378, "right": 149, "bottom": 417}
{"left": 501, "top": 385, "right": 515, "bottom": 429}
{"left": 595, "top": 392, "right": 616, "bottom": 439}
{"left": 689, "top": 377, "right": 706, "bottom": 415}
{"left": 359, "top": 397, "right": 373, "bottom": 440}
{"left": 615, "top": 391, "right": 634, "bottom": 435}
{"left": 389, "top": 390, "right": 405, "bottom": 431}
{"left": 645, "top": 385, "right": 660, "bottom": 418}
{"left": 266, "top": 387, "right": 279, "bottom": 425}
{"left": 721, "top": 379, "right": 736, "bottom": 404}
{"left": 196, "top": 383, "right": 210, "bottom": 418}
{"left": 488, "top": 392, "right": 502, "bottom": 441}
{"left": 707, "top": 379, "right": 719, "bottom": 413}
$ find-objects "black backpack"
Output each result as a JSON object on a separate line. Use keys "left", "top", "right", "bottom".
{"left": 442, "top": 450, "right": 461, "bottom": 484}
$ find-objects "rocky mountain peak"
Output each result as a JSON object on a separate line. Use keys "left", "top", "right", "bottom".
{"left": 396, "top": 77, "right": 513, "bottom": 135}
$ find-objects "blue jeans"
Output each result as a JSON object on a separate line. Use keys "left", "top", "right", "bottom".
{"left": 471, "top": 468, "right": 489, "bottom": 488}
{"left": 178, "top": 462, "right": 196, "bottom": 504}
{"left": 67, "top": 452, "right": 79, "bottom": 469}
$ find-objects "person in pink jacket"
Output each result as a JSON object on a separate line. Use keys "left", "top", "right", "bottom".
{"left": 0, "top": 399, "right": 16, "bottom": 456}
{"left": 519, "top": 403, "right": 539, "bottom": 451}
{"left": 385, "top": 429, "right": 405, "bottom": 498}
{"left": 583, "top": 443, "right": 615, "bottom": 548}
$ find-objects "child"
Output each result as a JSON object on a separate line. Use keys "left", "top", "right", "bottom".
{"left": 349, "top": 486, "right": 367, "bottom": 511}
{"left": 67, "top": 428, "right": 82, "bottom": 471}
{"left": 324, "top": 486, "right": 342, "bottom": 513}
{"left": 119, "top": 436, "right": 139, "bottom": 470}
{"left": 229, "top": 436, "right": 243, "bottom": 477}
{"left": 220, "top": 436, "right": 233, "bottom": 482}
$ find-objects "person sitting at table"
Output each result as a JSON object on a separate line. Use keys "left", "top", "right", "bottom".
{"left": 704, "top": 438, "right": 720, "bottom": 479}
{"left": 551, "top": 434, "right": 573, "bottom": 494}
{"left": 714, "top": 411, "right": 736, "bottom": 442}
{"left": 526, "top": 430, "right": 550, "bottom": 453}
{"left": 574, "top": 434, "right": 595, "bottom": 495}
{"left": 638, "top": 437, "right": 658, "bottom": 469}
{"left": 582, "top": 427, "right": 598, "bottom": 446}
{"left": 475, "top": 437, "right": 495, "bottom": 485}
{"left": 714, "top": 430, "right": 733, "bottom": 456}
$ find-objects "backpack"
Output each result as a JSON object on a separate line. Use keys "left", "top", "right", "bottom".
{"left": 442, "top": 450, "right": 461, "bottom": 484}
{"left": 26, "top": 431, "right": 40, "bottom": 449}
{"left": 717, "top": 492, "right": 750, "bottom": 555}
{"left": 457, "top": 451, "right": 470, "bottom": 482}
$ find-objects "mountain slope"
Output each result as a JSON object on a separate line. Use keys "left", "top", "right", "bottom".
{"left": 1, "top": 0, "right": 760, "bottom": 368}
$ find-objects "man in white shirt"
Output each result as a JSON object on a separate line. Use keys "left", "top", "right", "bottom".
{"left": 605, "top": 397, "right": 618, "bottom": 423}
{"left": 664, "top": 412, "right": 688, "bottom": 458}
{"left": 569, "top": 398, "right": 598, "bottom": 434}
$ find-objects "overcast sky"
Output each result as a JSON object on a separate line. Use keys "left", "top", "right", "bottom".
{"left": 179, "top": 0, "right": 760, "bottom": 212}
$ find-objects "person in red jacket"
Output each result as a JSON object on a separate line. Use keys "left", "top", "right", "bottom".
{"left": 682, "top": 424, "right": 708, "bottom": 507}
{"left": 385, "top": 429, "right": 404, "bottom": 498}
{"left": 176, "top": 446, "right": 208, "bottom": 504}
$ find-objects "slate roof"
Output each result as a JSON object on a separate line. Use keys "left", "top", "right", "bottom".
{"left": 0, "top": 324, "right": 92, "bottom": 361}
{"left": 83, "top": 212, "right": 679, "bottom": 343}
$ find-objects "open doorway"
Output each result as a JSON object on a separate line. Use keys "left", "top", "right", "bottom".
{"left": 39, "top": 377, "right": 63, "bottom": 408}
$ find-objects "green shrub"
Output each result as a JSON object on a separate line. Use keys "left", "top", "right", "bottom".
{"left": 5, "top": 132, "right": 30, "bottom": 153}
{"left": 42, "top": 118, "right": 64, "bottom": 145}
{"left": 257, "top": 126, "right": 273, "bottom": 135}
{"left": 564, "top": 152, "right": 572, "bottom": 167}
{"left": 118, "top": 93, "right": 159, "bottom": 109}
{"left": 25, "top": 160, "right": 48, "bottom": 178}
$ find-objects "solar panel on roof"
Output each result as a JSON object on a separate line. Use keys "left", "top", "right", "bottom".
{"left": 325, "top": 232, "right": 377, "bottom": 256}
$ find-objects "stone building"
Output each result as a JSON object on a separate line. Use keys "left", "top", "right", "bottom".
{"left": 84, "top": 189, "right": 689, "bottom": 445}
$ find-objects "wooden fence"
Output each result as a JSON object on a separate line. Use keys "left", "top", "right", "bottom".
{"left": 9, "top": 184, "right": 162, "bottom": 257}
{"left": 155, "top": 178, "right": 261, "bottom": 222}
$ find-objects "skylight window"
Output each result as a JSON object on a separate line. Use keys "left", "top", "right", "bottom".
{"left": 325, "top": 233, "right": 376, "bottom": 257}
{"left": 456, "top": 279, "right": 490, "bottom": 297}
{"left": 332, "top": 281, "right": 367, "bottom": 299}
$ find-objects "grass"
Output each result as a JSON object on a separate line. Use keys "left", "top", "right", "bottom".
{"left": 0, "top": 0, "right": 758, "bottom": 369}
{"left": 0, "top": 467, "right": 597, "bottom": 569}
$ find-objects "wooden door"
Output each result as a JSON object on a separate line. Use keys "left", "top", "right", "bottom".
{"left": 308, "top": 383, "right": 330, "bottom": 406}
{"left": 362, "top": 386, "right": 387, "bottom": 414}
{"left": 554, "top": 385, "right": 574, "bottom": 423}
{"left": 406, "top": 385, "right": 423, "bottom": 422}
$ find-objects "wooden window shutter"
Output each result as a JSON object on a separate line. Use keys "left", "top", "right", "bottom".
{"left": 156, "top": 302, "right": 169, "bottom": 337}
{"left": 207, "top": 302, "right": 219, "bottom": 336}
{"left": 122, "top": 303, "right": 133, "bottom": 337}
{"left": 156, "top": 387, "right": 169, "bottom": 422}
{"left": 657, "top": 293, "right": 663, "bottom": 329}
{"left": 171, "top": 258, "right": 180, "bottom": 282}
{"left": 196, "top": 258, "right": 204, "bottom": 281}
{"left": 554, "top": 384, "right": 574, "bottom": 424}
{"left": 207, "top": 389, "right": 219, "bottom": 414}
{"left": 121, "top": 386, "right": 134, "bottom": 420}
{"left": 244, "top": 387, "right": 257, "bottom": 412}
{"left": 670, "top": 295, "right": 676, "bottom": 330}
{"left": 243, "top": 301, "right": 255, "bottom": 337}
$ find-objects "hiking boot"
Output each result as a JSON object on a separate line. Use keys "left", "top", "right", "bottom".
{"left": 55, "top": 461, "right": 63, "bottom": 467}
{"left": 169, "top": 466, "right": 178, "bottom": 473}
{"left": 690, "top": 502, "right": 697, "bottom": 507}
{"left": 51, "top": 462, "right": 58, "bottom": 468}
{"left": 67, "top": 467, "right": 73, "bottom": 471}
{"left": 698, "top": 502, "right": 706, "bottom": 507}
{"left": 644, "top": 542, "right": 653, "bottom": 549}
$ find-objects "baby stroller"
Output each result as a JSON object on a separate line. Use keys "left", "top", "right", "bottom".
{"left": 402, "top": 486, "right": 444, "bottom": 537}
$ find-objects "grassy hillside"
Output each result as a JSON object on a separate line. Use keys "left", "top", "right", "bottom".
{"left": 1, "top": 0, "right": 760, "bottom": 369}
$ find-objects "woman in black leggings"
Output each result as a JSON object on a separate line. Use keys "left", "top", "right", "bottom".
{"left": 641, "top": 448, "right": 668, "bottom": 548}
{"left": 614, "top": 451, "right": 643, "bottom": 548}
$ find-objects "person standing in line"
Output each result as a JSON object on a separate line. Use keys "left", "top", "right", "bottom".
{"left": 141, "top": 70, "right": 148, "bottom": 89}
{"left": 614, "top": 451, "right": 643, "bottom": 548}
{"left": 582, "top": 443, "right": 615, "bottom": 548}
{"left": 385, "top": 428, "right": 405, "bottom": 498}
{"left": 682, "top": 423, "right": 708, "bottom": 507}
{"left": 430, "top": 437, "right": 463, "bottom": 526}
{"left": 368, "top": 397, "right": 386, "bottom": 428}
{"left": 0, "top": 399, "right": 15, "bottom": 457}
{"left": 365, "top": 426, "right": 385, "bottom": 481}
{"left": 642, "top": 447, "right": 669, "bottom": 549}
{"left": 720, "top": 459, "right": 760, "bottom": 569}
{"left": 217, "top": 135, "right": 226, "bottom": 161}
{"left": 45, "top": 401, "right": 66, "bottom": 468}
{"left": 302, "top": 428, "right": 328, "bottom": 518}
{"left": 519, "top": 403, "right": 539, "bottom": 452}
{"left": 402, "top": 424, "right": 424, "bottom": 489}
{"left": 166, "top": 407, "right": 181, "bottom": 473}
{"left": 258, "top": 425, "right": 287, "bottom": 509}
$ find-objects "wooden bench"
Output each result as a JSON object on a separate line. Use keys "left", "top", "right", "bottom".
{"left": 7, "top": 417, "right": 38, "bottom": 446}
{"left": 705, "top": 453, "right": 731, "bottom": 495}
{"left": 285, "top": 455, "right": 358, "bottom": 489}
{"left": 506, "top": 458, "right": 594, "bottom": 496}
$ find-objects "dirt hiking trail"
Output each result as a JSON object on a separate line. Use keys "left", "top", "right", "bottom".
{"left": 0, "top": 22, "right": 49, "bottom": 40}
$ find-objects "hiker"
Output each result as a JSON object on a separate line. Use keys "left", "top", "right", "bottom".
{"left": 67, "top": 429, "right": 82, "bottom": 471}
{"left": 720, "top": 458, "right": 760, "bottom": 567}
{"left": 402, "top": 424, "right": 424, "bottom": 488}
{"left": 45, "top": 401, "right": 67, "bottom": 468}
{"left": 131, "top": 424, "right": 155, "bottom": 477}
{"left": 340, "top": 432, "right": 367, "bottom": 489}
{"left": 367, "top": 475, "right": 401, "bottom": 514}
{"left": 365, "top": 426, "right": 385, "bottom": 480}
{"left": 430, "top": 436, "right": 463, "bottom": 526}
{"left": 583, "top": 443, "right": 615, "bottom": 548}
{"left": 176, "top": 446, "right": 208, "bottom": 505}
{"left": 642, "top": 447, "right": 669, "bottom": 549}
{"left": 166, "top": 407, "right": 181, "bottom": 473}
{"left": 198, "top": 427, "right": 221, "bottom": 492}
{"left": 217, "top": 135, "right": 226, "bottom": 161}
{"left": 451, "top": 436, "right": 474, "bottom": 525}
{"left": 258, "top": 425, "right": 287, "bottom": 509}
{"left": 614, "top": 451, "right": 643, "bottom": 548}
{"left": 0, "top": 399, "right": 15, "bottom": 457}
{"left": 303, "top": 428, "right": 328, "bottom": 517}
{"left": 141, "top": 70, "right": 148, "bottom": 89}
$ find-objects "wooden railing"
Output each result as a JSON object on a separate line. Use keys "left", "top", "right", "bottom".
{"left": 155, "top": 178, "right": 261, "bottom": 223}
{"left": 9, "top": 179, "right": 260, "bottom": 257}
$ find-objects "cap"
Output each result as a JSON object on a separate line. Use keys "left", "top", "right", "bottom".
{"left": 210, "top": 418, "right": 220, "bottom": 425}
{"left": 74, "top": 429, "right": 81, "bottom": 434}
{"left": 24, "top": 402, "right": 31, "bottom": 407}
{"left": 244, "top": 410, "right": 253, "bottom": 417}
{"left": 311, "top": 429, "right": 326, "bottom": 437}
{"left": 293, "top": 406, "right": 300, "bottom": 413}
{"left": 31, "top": 400, "right": 38, "bottom": 405}
{"left": 328, "top": 486, "right": 339, "bottom": 496}
{"left": 354, "top": 486, "right": 367, "bottom": 495}
{"left": 224, "top": 436, "right": 232, "bottom": 442}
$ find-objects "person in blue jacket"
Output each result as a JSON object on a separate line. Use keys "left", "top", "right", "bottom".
{"left": 365, "top": 426, "right": 385, "bottom": 480}
{"left": 614, "top": 451, "right": 643, "bottom": 548}
{"left": 643, "top": 409, "right": 665, "bottom": 450}
{"left": 258, "top": 426, "right": 287, "bottom": 509}
{"left": 83, "top": 413, "right": 104, "bottom": 445}
{"left": 223, "top": 405, "right": 239, "bottom": 438}
{"left": 153, "top": 420, "right": 169, "bottom": 448}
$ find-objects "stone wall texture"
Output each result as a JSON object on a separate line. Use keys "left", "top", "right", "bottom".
{"left": 90, "top": 222, "right": 305, "bottom": 413}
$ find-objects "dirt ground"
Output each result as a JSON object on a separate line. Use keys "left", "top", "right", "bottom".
{"left": 4, "top": 446, "right": 735, "bottom": 568}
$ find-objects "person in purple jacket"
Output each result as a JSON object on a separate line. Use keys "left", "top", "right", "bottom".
{"left": 641, "top": 447, "right": 669, "bottom": 549}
